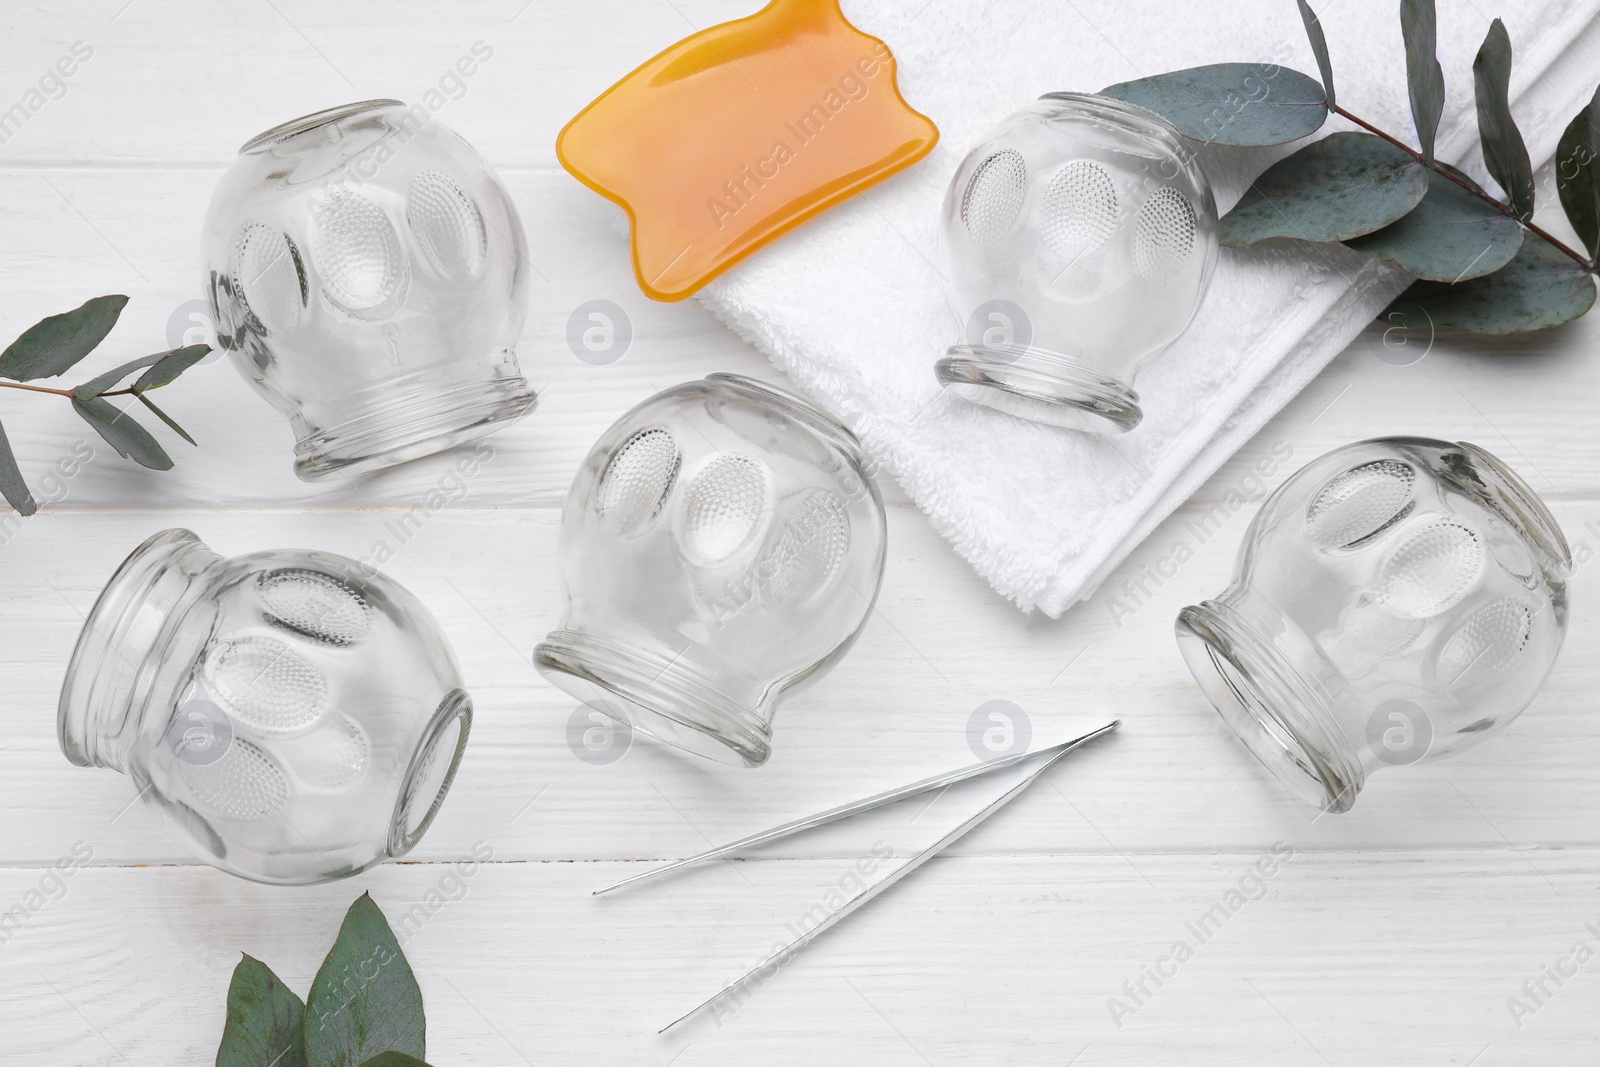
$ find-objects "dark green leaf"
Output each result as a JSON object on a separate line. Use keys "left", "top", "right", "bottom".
{"left": 1294, "top": 0, "right": 1334, "bottom": 110}
{"left": 1100, "top": 63, "right": 1328, "bottom": 146}
{"left": 0, "top": 417, "right": 37, "bottom": 517}
{"left": 135, "top": 391, "right": 196, "bottom": 445}
{"left": 1473, "top": 19, "right": 1535, "bottom": 220}
{"left": 1554, "top": 85, "right": 1600, "bottom": 260}
{"left": 358, "top": 1055, "right": 432, "bottom": 1067}
{"left": 1220, "top": 131, "right": 1428, "bottom": 245}
{"left": 1400, "top": 0, "right": 1446, "bottom": 163}
{"left": 216, "top": 954, "right": 307, "bottom": 1067}
{"left": 133, "top": 344, "right": 211, "bottom": 391}
{"left": 1384, "top": 235, "right": 1596, "bottom": 333}
{"left": 71, "top": 396, "right": 173, "bottom": 471}
{"left": 1346, "top": 163, "right": 1524, "bottom": 281}
{"left": 306, "top": 893, "right": 425, "bottom": 1067}
{"left": 71, "top": 352, "right": 167, "bottom": 401}
{"left": 0, "top": 295, "right": 128, "bottom": 382}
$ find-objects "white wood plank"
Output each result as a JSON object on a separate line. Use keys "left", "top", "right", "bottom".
{"left": 0, "top": 0, "right": 759, "bottom": 167}
{"left": 0, "top": 851, "right": 1592, "bottom": 1064}
{"left": 5, "top": 501, "right": 1597, "bottom": 869}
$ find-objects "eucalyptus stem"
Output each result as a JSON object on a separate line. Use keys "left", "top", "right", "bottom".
{"left": 1332, "top": 103, "right": 1596, "bottom": 273}
{"left": 0, "top": 380, "right": 140, "bottom": 398}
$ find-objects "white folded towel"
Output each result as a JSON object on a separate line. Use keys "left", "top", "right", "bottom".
{"left": 698, "top": 0, "right": 1600, "bottom": 615}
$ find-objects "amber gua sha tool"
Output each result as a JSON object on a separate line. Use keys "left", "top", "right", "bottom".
{"left": 556, "top": 0, "right": 939, "bottom": 301}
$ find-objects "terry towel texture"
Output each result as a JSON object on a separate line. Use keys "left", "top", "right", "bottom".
{"left": 697, "top": 0, "right": 1600, "bottom": 615}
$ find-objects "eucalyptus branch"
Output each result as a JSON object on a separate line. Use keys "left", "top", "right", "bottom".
{"left": 1102, "top": 0, "right": 1600, "bottom": 334}
{"left": 0, "top": 294, "right": 209, "bottom": 516}
{"left": 1331, "top": 103, "right": 1596, "bottom": 273}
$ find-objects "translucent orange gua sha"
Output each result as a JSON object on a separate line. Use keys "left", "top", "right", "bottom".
{"left": 556, "top": 0, "right": 938, "bottom": 302}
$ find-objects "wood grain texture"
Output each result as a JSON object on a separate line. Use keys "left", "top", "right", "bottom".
{"left": 0, "top": 853, "right": 1594, "bottom": 1065}
{"left": 0, "top": 0, "right": 1597, "bottom": 1062}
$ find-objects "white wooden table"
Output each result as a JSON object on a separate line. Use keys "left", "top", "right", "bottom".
{"left": 1, "top": 2, "right": 1596, "bottom": 1063}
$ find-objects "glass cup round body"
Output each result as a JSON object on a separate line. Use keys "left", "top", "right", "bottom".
{"left": 535, "top": 374, "right": 887, "bottom": 767}
{"left": 936, "top": 93, "right": 1218, "bottom": 433}
{"left": 202, "top": 100, "right": 535, "bottom": 481}
{"left": 58, "top": 529, "right": 472, "bottom": 885}
{"left": 1176, "top": 438, "right": 1570, "bottom": 812}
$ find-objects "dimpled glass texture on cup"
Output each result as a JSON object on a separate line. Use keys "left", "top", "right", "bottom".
{"left": 535, "top": 374, "right": 887, "bottom": 767}
{"left": 58, "top": 529, "right": 472, "bottom": 885}
{"left": 202, "top": 100, "right": 535, "bottom": 481}
{"left": 936, "top": 93, "right": 1218, "bottom": 433}
{"left": 1176, "top": 438, "right": 1571, "bottom": 813}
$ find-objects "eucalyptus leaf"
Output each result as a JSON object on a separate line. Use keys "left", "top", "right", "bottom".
{"left": 1220, "top": 131, "right": 1427, "bottom": 245}
{"left": 0, "top": 416, "right": 37, "bottom": 517}
{"left": 305, "top": 893, "right": 425, "bottom": 1067}
{"left": 1400, "top": 0, "right": 1446, "bottom": 163}
{"left": 135, "top": 391, "right": 196, "bottom": 446}
{"left": 1100, "top": 63, "right": 1328, "bottom": 146}
{"left": 1473, "top": 19, "right": 1535, "bottom": 220}
{"left": 359, "top": 1055, "right": 432, "bottom": 1067}
{"left": 71, "top": 396, "right": 173, "bottom": 471}
{"left": 1385, "top": 235, "right": 1596, "bottom": 333}
{"left": 133, "top": 343, "right": 211, "bottom": 391}
{"left": 0, "top": 295, "right": 128, "bottom": 382}
{"left": 1555, "top": 85, "right": 1600, "bottom": 260}
{"left": 1294, "top": 0, "right": 1335, "bottom": 110}
{"left": 1346, "top": 163, "right": 1523, "bottom": 281}
{"left": 216, "top": 954, "right": 307, "bottom": 1067}
{"left": 71, "top": 352, "right": 167, "bottom": 401}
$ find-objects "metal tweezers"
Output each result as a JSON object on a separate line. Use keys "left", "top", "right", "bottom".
{"left": 591, "top": 720, "right": 1121, "bottom": 1031}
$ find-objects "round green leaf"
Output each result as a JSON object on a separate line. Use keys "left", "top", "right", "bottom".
{"left": 1384, "top": 236, "right": 1596, "bottom": 334}
{"left": 1100, "top": 63, "right": 1328, "bottom": 146}
{"left": 1221, "top": 132, "right": 1428, "bottom": 246}
{"left": 1346, "top": 164, "right": 1523, "bottom": 281}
